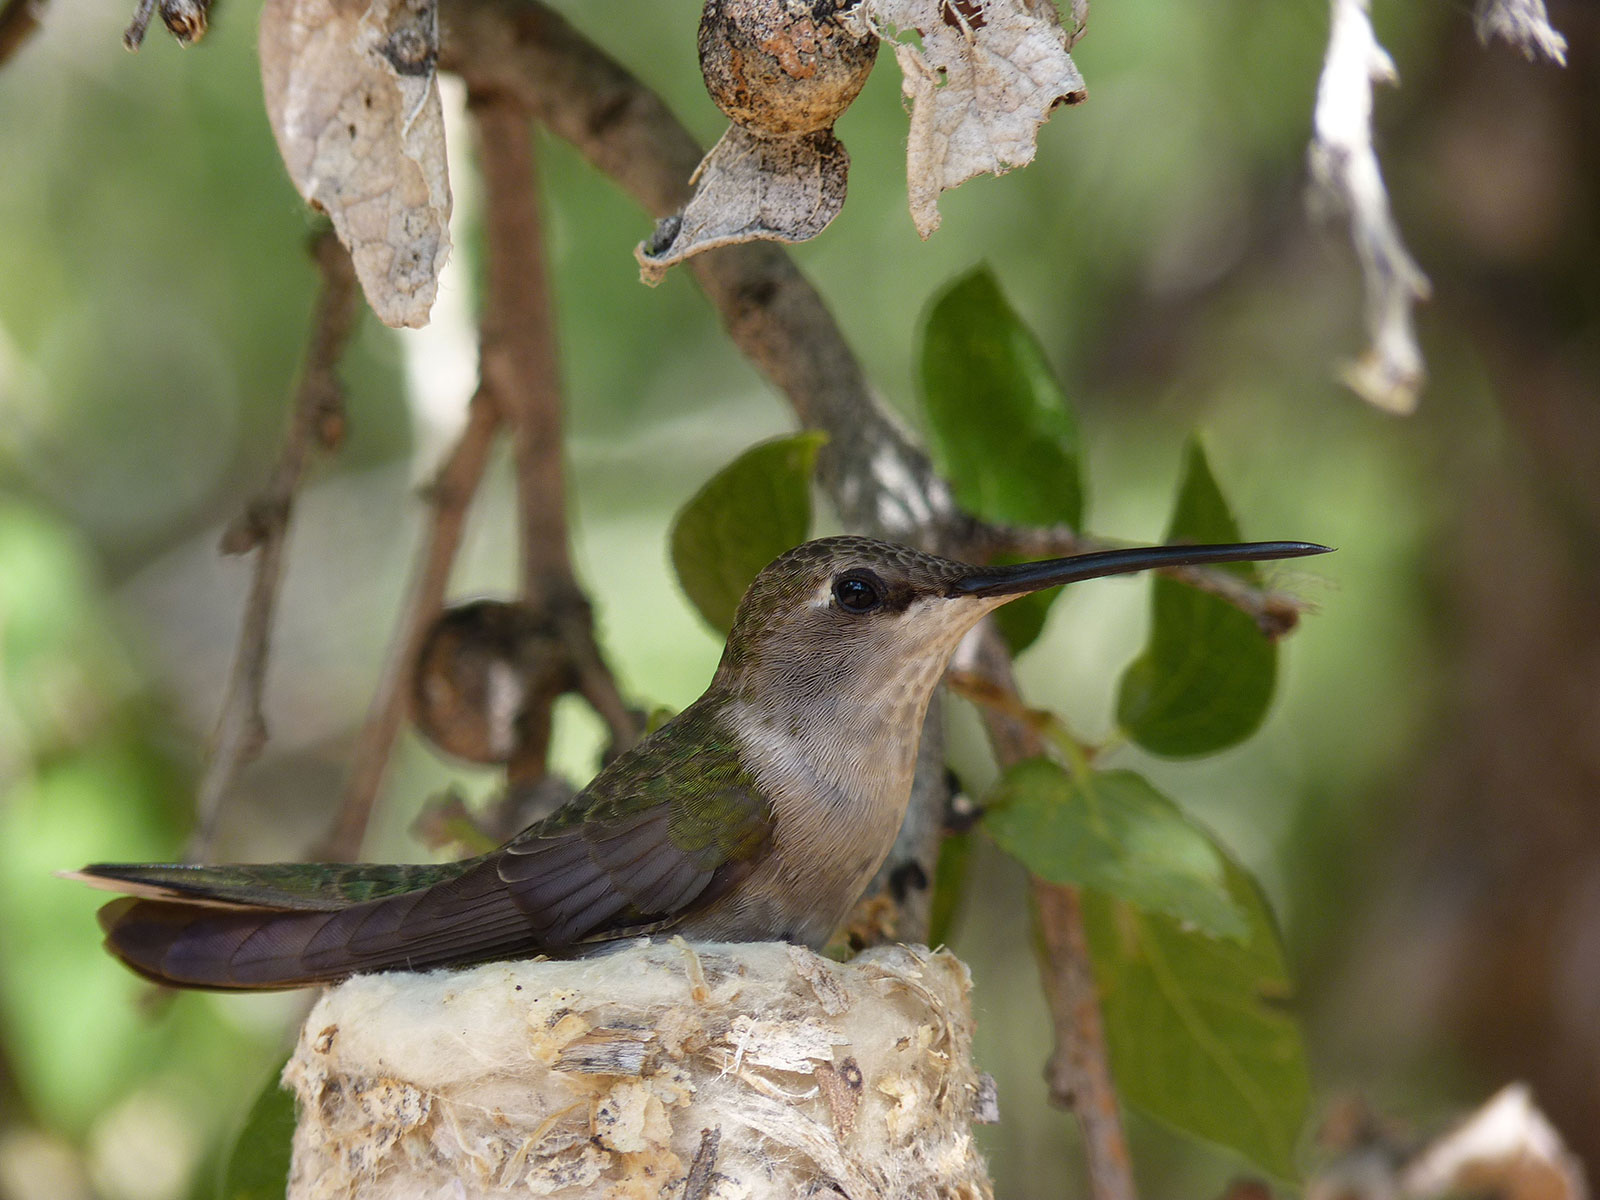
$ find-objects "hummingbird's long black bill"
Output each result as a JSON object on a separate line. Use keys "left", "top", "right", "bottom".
{"left": 950, "top": 541, "right": 1332, "bottom": 600}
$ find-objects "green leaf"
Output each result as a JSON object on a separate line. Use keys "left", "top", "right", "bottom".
{"left": 218, "top": 1061, "right": 296, "bottom": 1200}
{"left": 669, "top": 432, "right": 827, "bottom": 635}
{"left": 984, "top": 761, "right": 1247, "bottom": 940}
{"left": 1116, "top": 438, "right": 1277, "bottom": 757}
{"left": 918, "top": 267, "right": 1085, "bottom": 653}
{"left": 1082, "top": 861, "right": 1311, "bottom": 1180}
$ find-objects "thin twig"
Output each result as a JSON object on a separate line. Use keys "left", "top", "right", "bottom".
{"left": 965, "top": 624, "right": 1138, "bottom": 1200}
{"left": 1035, "top": 880, "right": 1137, "bottom": 1199}
{"left": 682, "top": 1127, "right": 723, "bottom": 1200}
{"left": 0, "top": 0, "right": 45, "bottom": 68}
{"left": 472, "top": 95, "right": 573, "bottom": 601}
{"left": 471, "top": 92, "right": 638, "bottom": 772}
{"left": 189, "top": 231, "right": 358, "bottom": 859}
{"left": 320, "top": 392, "right": 501, "bottom": 860}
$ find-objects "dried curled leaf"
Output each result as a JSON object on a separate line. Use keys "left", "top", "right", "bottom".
{"left": 1401, "top": 1084, "right": 1588, "bottom": 1200}
{"left": 123, "top": 0, "right": 212, "bottom": 50}
{"left": 1308, "top": 0, "right": 1430, "bottom": 414}
{"left": 854, "top": 0, "right": 1086, "bottom": 238}
{"left": 637, "top": 126, "right": 849, "bottom": 284}
{"left": 259, "top": 0, "right": 451, "bottom": 328}
{"left": 1474, "top": 0, "right": 1568, "bottom": 65}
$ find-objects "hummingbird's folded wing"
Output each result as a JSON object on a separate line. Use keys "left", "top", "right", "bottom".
{"left": 499, "top": 784, "right": 775, "bottom": 946}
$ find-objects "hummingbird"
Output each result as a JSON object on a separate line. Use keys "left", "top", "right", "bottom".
{"left": 73, "top": 535, "right": 1328, "bottom": 990}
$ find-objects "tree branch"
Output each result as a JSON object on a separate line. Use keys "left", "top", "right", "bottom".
{"left": 190, "top": 231, "right": 358, "bottom": 859}
{"left": 470, "top": 92, "right": 638, "bottom": 773}
{"left": 0, "top": 0, "right": 44, "bottom": 69}
{"left": 964, "top": 624, "right": 1138, "bottom": 1200}
{"left": 473, "top": 95, "right": 573, "bottom": 602}
{"left": 321, "top": 391, "right": 500, "bottom": 860}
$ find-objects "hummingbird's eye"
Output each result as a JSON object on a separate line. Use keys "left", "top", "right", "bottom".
{"left": 833, "top": 572, "right": 884, "bottom": 614}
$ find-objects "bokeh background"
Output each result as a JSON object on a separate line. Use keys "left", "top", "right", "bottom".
{"left": 1, "top": 1, "right": 1596, "bottom": 1197}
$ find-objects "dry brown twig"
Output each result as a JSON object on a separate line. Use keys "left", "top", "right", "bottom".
{"left": 0, "top": 0, "right": 45, "bottom": 69}
{"left": 189, "top": 231, "right": 359, "bottom": 859}
{"left": 319, "top": 391, "right": 499, "bottom": 861}
{"left": 963, "top": 624, "right": 1137, "bottom": 1200}
{"left": 471, "top": 93, "right": 638, "bottom": 780}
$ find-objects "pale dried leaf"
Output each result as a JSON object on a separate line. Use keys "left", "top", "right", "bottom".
{"left": 725, "top": 1012, "right": 848, "bottom": 1074}
{"left": 971, "top": 1072, "right": 999, "bottom": 1125}
{"left": 788, "top": 943, "right": 850, "bottom": 1016}
{"left": 855, "top": 0, "right": 1086, "bottom": 238}
{"left": 815, "top": 1058, "right": 864, "bottom": 1139}
{"left": 556, "top": 1028, "right": 656, "bottom": 1076}
{"left": 1474, "top": 0, "right": 1568, "bottom": 65}
{"left": 1307, "top": 0, "right": 1430, "bottom": 414}
{"left": 124, "top": 0, "right": 211, "bottom": 50}
{"left": 636, "top": 125, "right": 848, "bottom": 284}
{"left": 592, "top": 1079, "right": 674, "bottom": 1153}
{"left": 259, "top": 0, "right": 452, "bottom": 328}
{"left": 1402, "top": 1084, "right": 1588, "bottom": 1200}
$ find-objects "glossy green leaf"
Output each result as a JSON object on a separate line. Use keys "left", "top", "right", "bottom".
{"left": 985, "top": 761, "right": 1247, "bottom": 940}
{"left": 1116, "top": 439, "right": 1277, "bottom": 757}
{"left": 918, "top": 267, "right": 1085, "bottom": 653}
{"left": 1082, "top": 860, "right": 1311, "bottom": 1180}
{"left": 217, "top": 1061, "right": 296, "bottom": 1200}
{"left": 669, "top": 432, "right": 827, "bottom": 635}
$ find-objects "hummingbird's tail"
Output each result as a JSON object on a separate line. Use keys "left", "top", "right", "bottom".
{"left": 73, "top": 859, "right": 537, "bottom": 990}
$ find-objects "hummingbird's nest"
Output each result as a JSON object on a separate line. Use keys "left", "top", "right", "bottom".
{"left": 280, "top": 940, "right": 995, "bottom": 1199}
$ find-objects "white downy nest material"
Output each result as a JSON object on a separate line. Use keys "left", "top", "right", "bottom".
{"left": 281, "top": 940, "right": 994, "bottom": 1200}
{"left": 259, "top": 0, "right": 452, "bottom": 328}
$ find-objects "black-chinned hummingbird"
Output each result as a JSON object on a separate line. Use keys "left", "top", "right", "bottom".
{"left": 71, "top": 535, "right": 1328, "bottom": 990}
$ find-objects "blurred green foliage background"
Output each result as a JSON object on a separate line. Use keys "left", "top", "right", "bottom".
{"left": 1, "top": 0, "right": 1595, "bottom": 1197}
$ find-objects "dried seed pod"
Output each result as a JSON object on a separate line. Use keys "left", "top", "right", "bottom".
{"left": 411, "top": 600, "right": 573, "bottom": 766}
{"left": 698, "top": 0, "right": 878, "bottom": 136}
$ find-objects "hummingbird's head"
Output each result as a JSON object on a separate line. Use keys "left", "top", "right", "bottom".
{"left": 714, "top": 535, "right": 1330, "bottom": 720}
{"left": 717, "top": 537, "right": 975, "bottom": 689}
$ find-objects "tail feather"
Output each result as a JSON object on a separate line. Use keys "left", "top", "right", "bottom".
{"left": 70, "top": 861, "right": 474, "bottom": 911}
{"left": 95, "top": 860, "right": 544, "bottom": 990}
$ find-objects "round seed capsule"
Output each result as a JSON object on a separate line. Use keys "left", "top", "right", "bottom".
{"left": 698, "top": 0, "right": 879, "bottom": 136}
